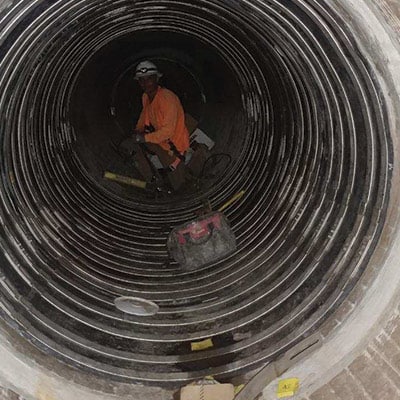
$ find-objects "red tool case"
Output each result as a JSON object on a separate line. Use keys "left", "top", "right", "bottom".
{"left": 167, "top": 211, "right": 236, "bottom": 270}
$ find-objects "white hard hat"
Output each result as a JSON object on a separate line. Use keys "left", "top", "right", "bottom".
{"left": 134, "top": 60, "right": 163, "bottom": 80}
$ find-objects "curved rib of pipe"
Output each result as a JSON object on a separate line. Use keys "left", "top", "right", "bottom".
{"left": 0, "top": 0, "right": 392, "bottom": 385}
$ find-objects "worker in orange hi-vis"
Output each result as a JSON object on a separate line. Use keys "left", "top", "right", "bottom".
{"left": 120, "top": 60, "right": 190, "bottom": 191}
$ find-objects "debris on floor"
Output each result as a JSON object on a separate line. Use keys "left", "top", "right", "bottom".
{"left": 232, "top": 331, "right": 252, "bottom": 341}
{"left": 180, "top": 376, "right": 234, "bottom": 400}
{"left": 104, "top": 171, "right": 147, "bottom": 189}
{"left": 190, "top": 337, "right": 214, "bottom": 351}
{"left": 218, "top": 190, "right": 245, "bottom": 212}
{"left": 114, "top": 296, "right": 159, "bottom": 316}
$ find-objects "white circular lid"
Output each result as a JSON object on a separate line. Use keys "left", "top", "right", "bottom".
{"left": 114, "top": 296, "right": 159, "bottom": 316}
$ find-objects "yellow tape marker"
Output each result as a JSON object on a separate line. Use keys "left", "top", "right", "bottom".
{"left": 234, "top": 384, "right": 245, "bottom": 395}
{"left": 191, "top": 338, "right": 214, "bottom": 351}
{"left": 104, "top": 171, "right": 147, "bottom": 189}
{"left": 277, "top": 378, "right": 300, "bottom": 398}
{"left": 218, "top": 190, "right": 245, "bottom": 212}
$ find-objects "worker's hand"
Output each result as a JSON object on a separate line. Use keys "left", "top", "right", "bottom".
{"left": 132, "top": 133, "right": 146, "bottom": 143}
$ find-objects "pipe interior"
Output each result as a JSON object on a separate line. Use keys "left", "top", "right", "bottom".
{"left": 0, "top": 0, "right": 392, "bottom": 387}
{"left": 70, "top": 30, "right": 245, "bottom": 200}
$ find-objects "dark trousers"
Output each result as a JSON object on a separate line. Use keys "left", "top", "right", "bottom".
{"left": 121, "top": 138, "right": 187, "bottom": 190}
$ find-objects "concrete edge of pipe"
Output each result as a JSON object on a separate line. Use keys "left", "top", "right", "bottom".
{"left": 262, "top": 0, "right": 400, "bottom": 397}
{"left": 0, "top": 326, "right": 172, "bottom": 400}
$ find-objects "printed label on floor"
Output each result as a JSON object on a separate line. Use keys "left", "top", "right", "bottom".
{"left": 277, "top": 378, "right": 299, "bottom": 398}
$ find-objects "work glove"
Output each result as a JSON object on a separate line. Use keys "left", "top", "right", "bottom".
{"left": 132, "top": 133, "right": 146, "bottom": 143}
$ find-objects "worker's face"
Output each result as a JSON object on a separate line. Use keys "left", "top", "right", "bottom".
{"left": 138, "top": 75, "right": 158, "bottom": 96}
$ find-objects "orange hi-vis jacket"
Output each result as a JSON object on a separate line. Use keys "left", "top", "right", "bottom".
{"left": 136, "top": 86, "right": 190, "bottom": 155}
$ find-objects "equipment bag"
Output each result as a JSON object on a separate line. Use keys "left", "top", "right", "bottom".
{"left": 167, "top": 211, "right": 236, "bottom": 270}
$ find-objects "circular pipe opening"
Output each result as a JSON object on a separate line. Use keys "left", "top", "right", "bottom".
{"left": 70, "top": 29, "right": 244, "bottom": 200}
{"left": 0, "top": 0, "right": 392, "bottom": 388}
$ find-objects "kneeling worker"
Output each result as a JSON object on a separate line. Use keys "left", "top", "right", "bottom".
{"left": 124, "top": 60, "right": 190, "bottom": 191}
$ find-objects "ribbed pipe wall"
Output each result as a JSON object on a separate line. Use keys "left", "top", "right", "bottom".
{"left": 0, "top": 0, "right": 392, "bottom": 387}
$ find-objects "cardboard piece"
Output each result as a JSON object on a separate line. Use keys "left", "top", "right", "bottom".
{"left": 180, "top": 383, "right": 234, "bottom": 400}
{"left": 191, "top": 128, "right": 215, "bottom": 150}
{"left": 184, "top": 113, "right": 215, "bottom": 150}
{"left": 185, "top": 113, "right": 199, "bottom": 134}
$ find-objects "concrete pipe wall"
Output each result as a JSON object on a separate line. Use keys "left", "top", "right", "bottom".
{"left": 0, "top": 0, "right": 399, "bottom": 399}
